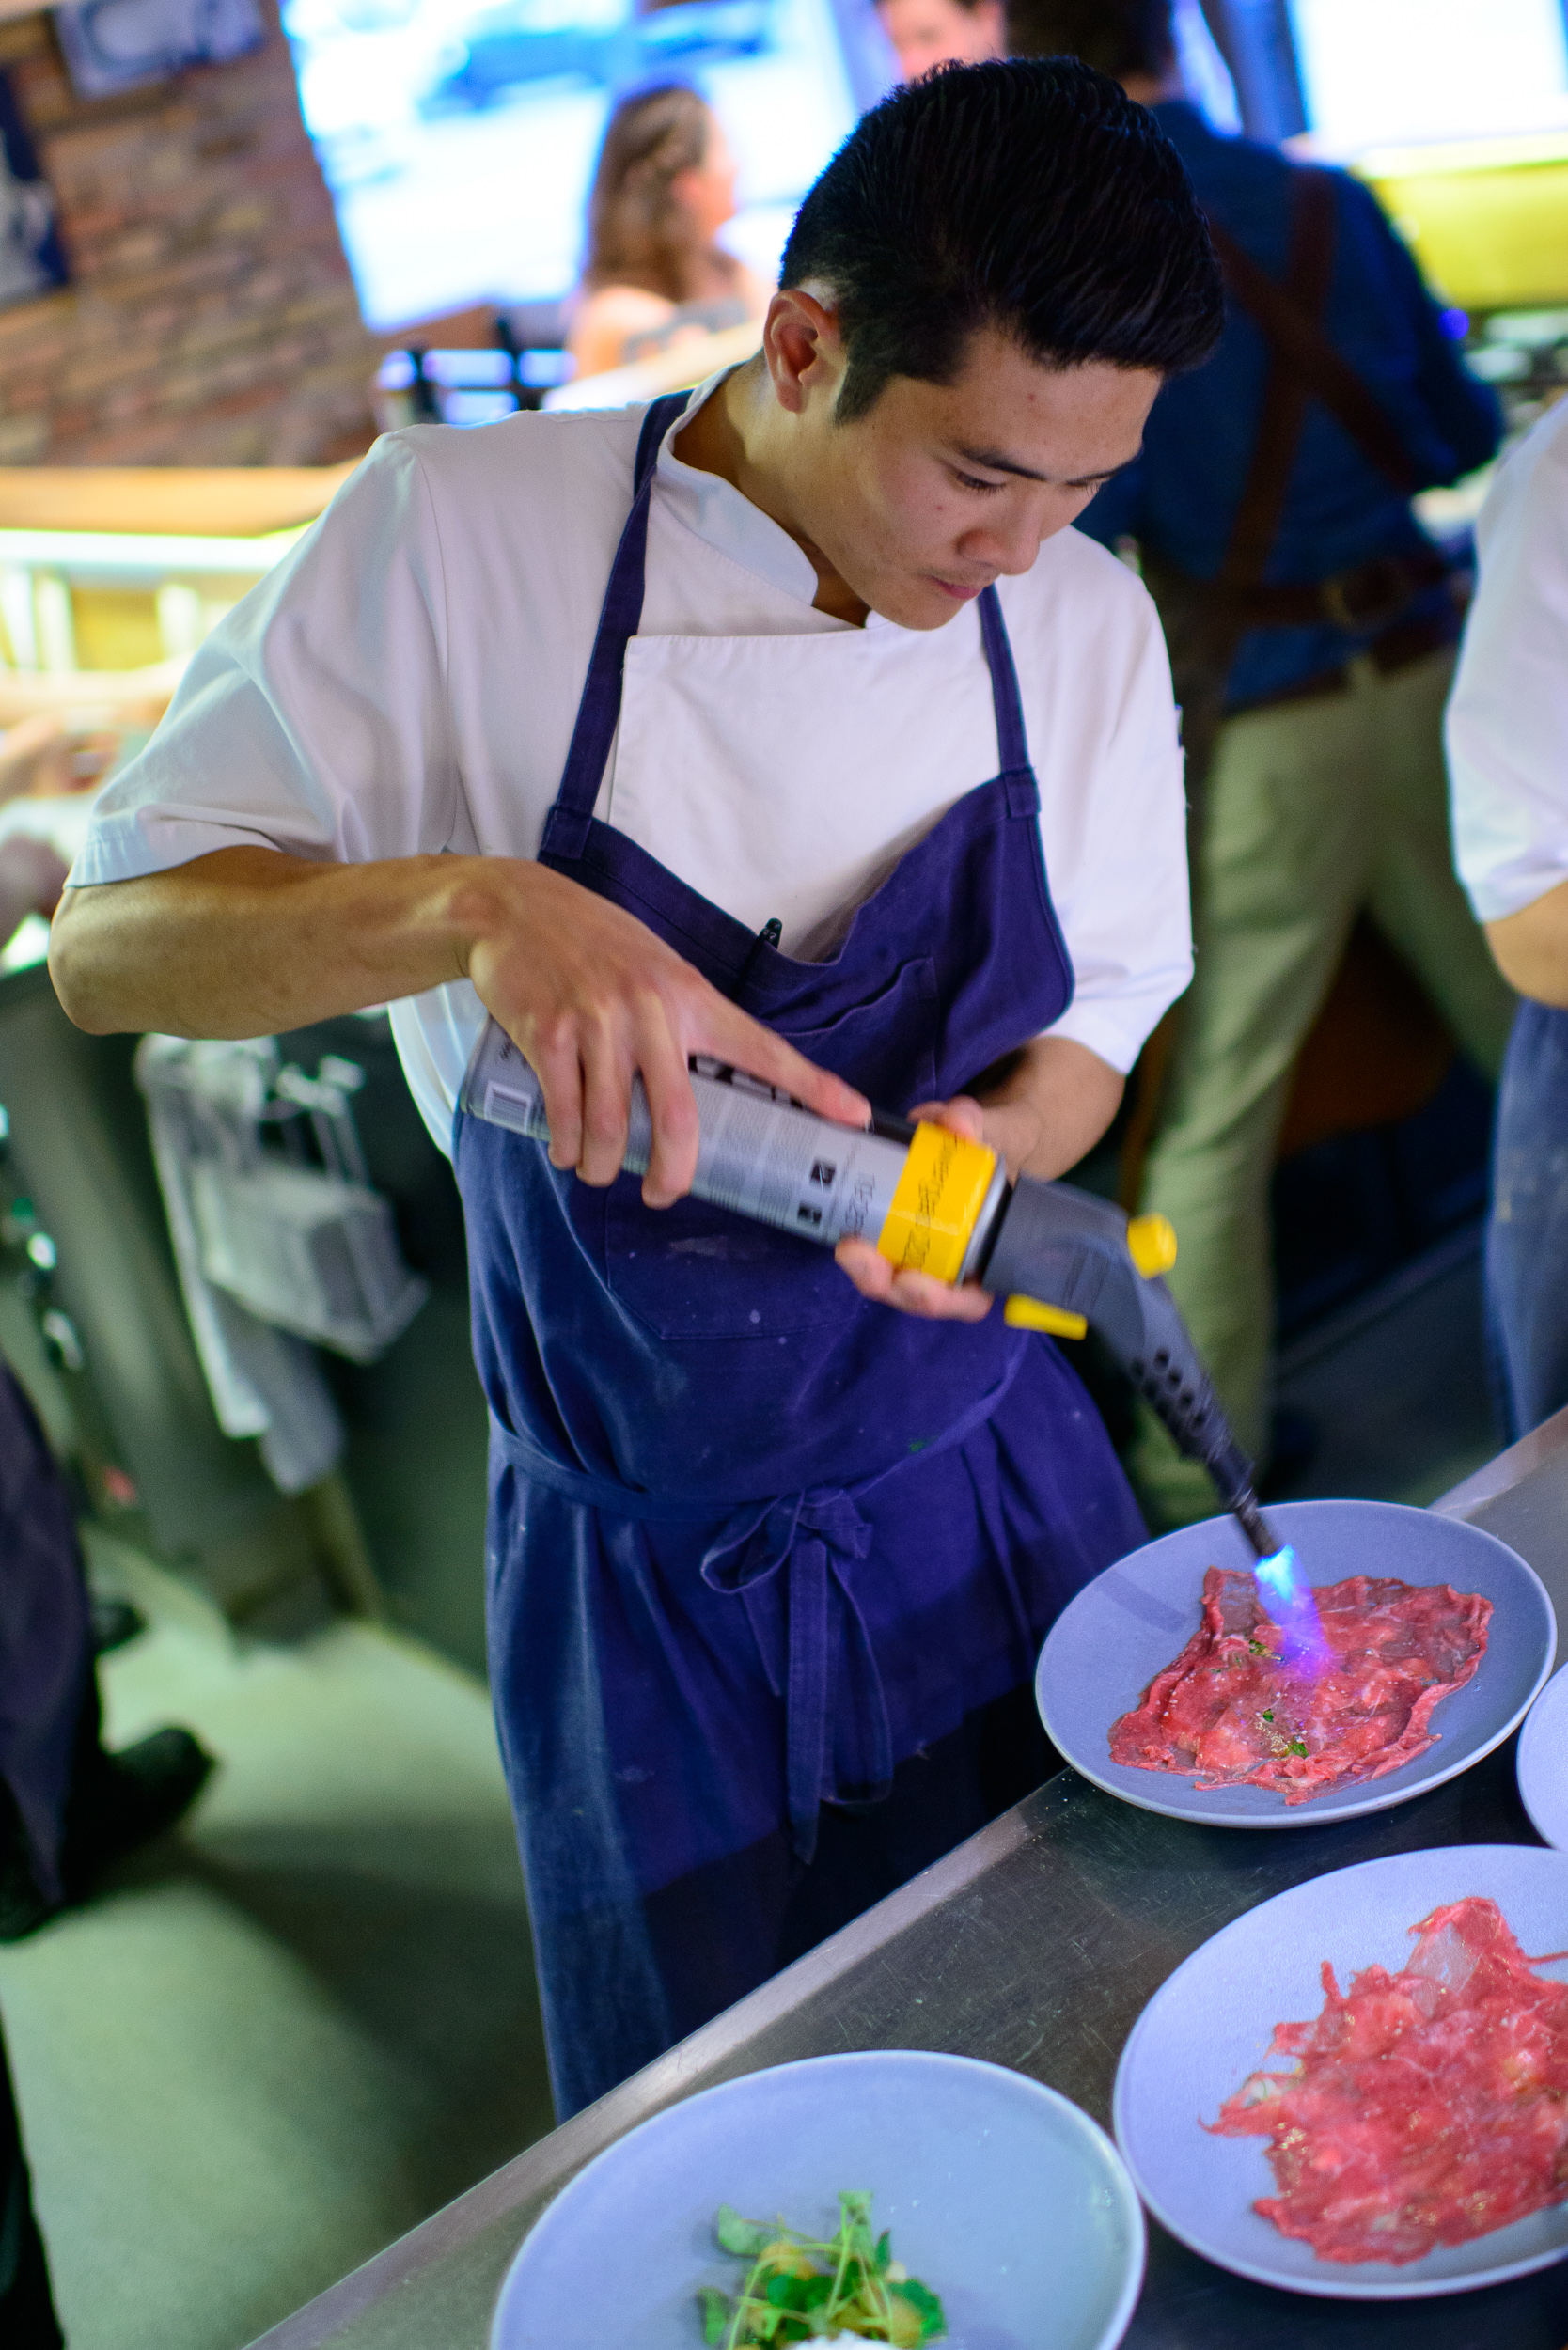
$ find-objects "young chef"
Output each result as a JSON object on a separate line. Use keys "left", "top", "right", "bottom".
{"left": 51, "top": 60, "right": 1222, "bottom": 2116}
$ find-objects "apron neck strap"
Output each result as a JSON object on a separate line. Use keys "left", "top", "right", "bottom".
{"left": 549, "top": 391, "right": 692, "bottom": 831}
{"left": 633, "top": 390, "right": 684, "bottom": 494}
{"left": 548, "top": 407, "right": 1032, "bottom": 844}
{"left": 978, "top": 584, "right": 1029, "bottom": 774}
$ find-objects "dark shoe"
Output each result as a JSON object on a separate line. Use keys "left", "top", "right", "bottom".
{"left": 62, "top": 1727, "right": 215, "bottom": 1899}
{"left": 0, "top": 1770, "right": 55, "bottom": 1942}
{"left": 0, "top": 1726, "right": 215, "bottom": 1937}
{"left": 0, "top": 1840, "right": 55, "bottom": 1943}
{"left": 89, "top": 1594, "right": 147, "bottom": 1657}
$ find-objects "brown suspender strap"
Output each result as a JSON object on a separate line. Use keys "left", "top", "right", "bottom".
{"left": 1209, "top": 180, "right": 1421, "bottom": 499}
{"left": 1214, "top": 165, "right": 1339, "bottom": 605}
{"left": 1136, "top": 171, "right": 1341, "bottom": 897}
{"left": 1136, "top": 168, "right": 1438, "bottom": 815}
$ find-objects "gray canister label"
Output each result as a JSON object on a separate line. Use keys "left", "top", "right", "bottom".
{"left": 459, "top": 1020, "right": 911, "bottom": 1249}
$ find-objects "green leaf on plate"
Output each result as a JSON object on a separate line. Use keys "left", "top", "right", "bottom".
{"left": 714, "top": 2205, "right": 775, "bottom": 2257}
{"left": 899, "top": 2277, "right": 949, "bottom": 2341}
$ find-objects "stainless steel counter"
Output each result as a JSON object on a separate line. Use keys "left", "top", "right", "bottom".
{"left": 249, "top": 1408, "right": 1568, "bottom": 2350}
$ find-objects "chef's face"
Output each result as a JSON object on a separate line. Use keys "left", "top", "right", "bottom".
{"left": 876, "top": 0, "right": 1005, "bottom": 82}
{"left": 777, "top": 308, "right": 1160, "bottom": 632}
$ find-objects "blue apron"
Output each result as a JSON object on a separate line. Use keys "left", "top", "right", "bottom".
{"left": 455, "top": 394, "right": 1146, "bottom": 2116}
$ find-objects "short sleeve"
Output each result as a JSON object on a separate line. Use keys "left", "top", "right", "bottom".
{"left": 68, "top": 434, "right": 460, "bottom": 888}
{"left": 1042, "top": 577, "right": 1191, "bottom": 1073}
{"left": 1447, "top": 404, "right": 1568, "bottom": 923}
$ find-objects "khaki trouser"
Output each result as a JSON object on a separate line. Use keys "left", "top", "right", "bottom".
{"left": 1127, "top": 647, "right": 1516, "bottom": 1528}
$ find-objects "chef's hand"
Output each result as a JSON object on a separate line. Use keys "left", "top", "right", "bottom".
{"left": 833, "top": 1040, "right": 1125, "bottom": 1321}
{"left": 0, "top": 836, "right": 70, "bottom": 948}
{"left": 463, "top": 861, "right": 869, "bottom": 1207}
{"left": 0, "top": 713, "right": 118, "bottom": 804}
{"left": 834, "top": 1095, "right": 996, "bottom": 1323}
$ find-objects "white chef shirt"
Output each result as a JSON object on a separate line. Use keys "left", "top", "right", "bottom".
{"left": 71, "top": 378, "right": 1191, "bottom": 1155}
{"left": 1448, "top": 396, "right": 1568, "bottom": 924}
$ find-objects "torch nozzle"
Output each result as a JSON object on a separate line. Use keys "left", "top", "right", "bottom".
{"left": 1230, "top": 1486, "right": 1280, "bottom": 1562}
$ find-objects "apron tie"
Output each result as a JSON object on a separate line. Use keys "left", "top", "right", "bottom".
{"left": 701, "top": 1489, "right": 889, "bottom": 1867}
{"left": 488, "top": 1348, "right": 1026, "bottom": 1870}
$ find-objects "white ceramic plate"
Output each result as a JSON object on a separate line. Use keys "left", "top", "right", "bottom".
{"left": 492, "top": 2049, "right": 1145, "bottom": 2349}
{"left": 1115, "top": 1844, "right": 1568, "bottom": 2297}
{"left": 1518, "top": 1661, "right": 1568, "bottom": 1847}
{"left": 1037, "top": 1497, "right": 1554, "bottom": 1827}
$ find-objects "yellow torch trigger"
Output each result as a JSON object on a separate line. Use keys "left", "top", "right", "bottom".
{"left": 1125, "top": 1213, "right": 1178, "bottom": 1278}
{"left": 1003, "top": 1295, "right": 1090, "bottom": 1340}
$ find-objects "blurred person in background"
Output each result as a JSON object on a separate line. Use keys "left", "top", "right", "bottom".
{"left": 567, "top": 85, "right": 771, "bottom": 381}
{"left": 1447, "top": 400, "right": 1568, "bottom": 1440}
{"left": 0, "top": 714, "right": 111, "bottom": 802}
{"left": 0, "top": 1343, "right": 213, "bottom": 2350}
{"left": 0, "top": 688, "right": 181, "bottom": 942}
{"left": 0, "top": 708, "right": 210, "bottom": 2350}
{"left": 876, "top": 0, "right": 1004, "bottom": 82}
{"left": 0, "top": 713, "right": 118, "bottom": 939}
{"left": 0, "top": 664, "right": 180, "bottom": 736}
{"left": 0, "top": 705, "right": 215, "bottom": 1937}
{"left": 1010, "top": 0, "right": 1514, "bottom": 1526}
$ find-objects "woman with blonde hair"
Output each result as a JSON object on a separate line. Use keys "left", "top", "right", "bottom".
{"left": 567, "top": 83, "right": 769, "bottom": 380}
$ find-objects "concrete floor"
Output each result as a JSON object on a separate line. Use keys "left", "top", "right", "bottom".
{"left": 0, "top": 1540, "right": 555, "bottom": 2350}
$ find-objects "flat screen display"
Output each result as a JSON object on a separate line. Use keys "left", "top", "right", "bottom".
{"left": 1288, "top": 0, "right": 1568, "bottom": 151}
{"left": 284, "top": 0, "right": 865, "bottom": 330}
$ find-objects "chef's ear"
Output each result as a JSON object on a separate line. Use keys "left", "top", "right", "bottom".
{"left": 762, "top": 285, "right": 845, "bottom": 414}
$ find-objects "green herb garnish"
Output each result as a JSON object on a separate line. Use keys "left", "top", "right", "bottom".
{"left": 1248, "top": 1638, "right": 1268, "bottom": 1654}
{"left": 1262, "top": 1710, "right": 1274, "bottom": 1723}
{"left": 1287, "top": 1738, "right": 1308, "bottom": 1758}
{"left": 701, "top": 2191, "right": 946, "bottom": 2345}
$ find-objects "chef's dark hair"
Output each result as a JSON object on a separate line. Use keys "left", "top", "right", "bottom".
{"left": 1006, "top": 0, "right": 1174, "bottom": 80}
{"left": 778, "top": 56, "right": 1218, "bottom": 423}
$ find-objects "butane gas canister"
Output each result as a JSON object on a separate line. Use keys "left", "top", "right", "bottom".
{"left": 461, "top": 1020, "right": 1018, "bottom": 1282}
{"left": 460, "top": 1018, "right": 1278, "bottom": 1550}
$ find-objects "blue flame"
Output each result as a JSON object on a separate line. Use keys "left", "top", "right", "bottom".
{"left": 1253, "top": 1543, "right": 1334, "bottom": 1672}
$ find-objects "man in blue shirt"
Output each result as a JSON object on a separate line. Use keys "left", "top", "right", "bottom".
{"left": 1011, "top": 0, "right": 1516, "bottom": 1521}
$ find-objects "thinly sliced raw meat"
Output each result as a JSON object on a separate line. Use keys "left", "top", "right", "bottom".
{"left": 1210, "top": 1896, "right": 1568, "bottom": 2264}
{"left": 1108, "top": 1567, "right": 1489, "bottom": 1803}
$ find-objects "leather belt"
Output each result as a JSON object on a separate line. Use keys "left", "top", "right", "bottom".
{"left": 1188, "top": 544, "right": 1453, "bottom": 634}
{"left": 1228, "top": 607, "right": 1460, "bottom": 716}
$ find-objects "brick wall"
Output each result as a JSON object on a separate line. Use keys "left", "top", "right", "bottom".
{"left": 0, "top": 5, "right": 380, "bottom": 465}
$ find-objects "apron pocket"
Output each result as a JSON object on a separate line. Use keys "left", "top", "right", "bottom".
{"left": 772, "top": 954, "right": 940, "bottom": 1109}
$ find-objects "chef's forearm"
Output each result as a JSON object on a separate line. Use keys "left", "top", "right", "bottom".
{"left": 49, "top": 846, "right": 869, "bottom": 1207}
{"left": 979, "top": 1034, "right": 1125, "bottom": 1182}
{"left": 49, "top": 845, "right": 484, "bottom": 1037}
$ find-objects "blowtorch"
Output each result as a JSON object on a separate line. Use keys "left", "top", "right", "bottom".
{"left": 462, "top": 1021, "right": 1293, "bottom": 1568}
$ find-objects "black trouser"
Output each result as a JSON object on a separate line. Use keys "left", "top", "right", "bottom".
{"left": 0, "top": 1356, "right": 91, "bottom": 2346}
{"left": 0, "top": 1363, "right": 90, "bottom": 1907}
{"left": 0, "top": 2017, "right": 62, "bottom": 2348}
